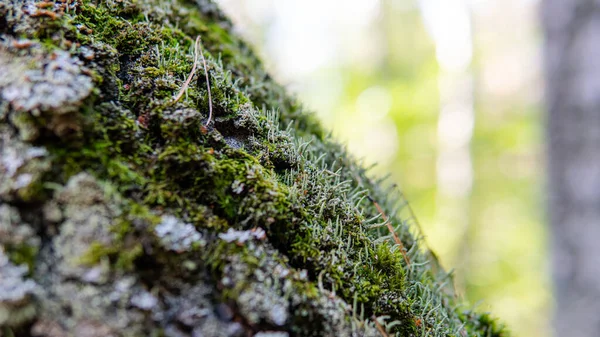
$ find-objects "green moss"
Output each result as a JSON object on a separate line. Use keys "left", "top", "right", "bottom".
{"left": 5, "top": 244, "right": 38, "bottom": 274}
{"left": 79, "top": 241, "right": 117, "bottom": 266}
{"left": 458, "top": 310, "right": 505, "bottom": 337}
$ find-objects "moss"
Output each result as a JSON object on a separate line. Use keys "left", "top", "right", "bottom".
{"left": 79, "top": 241, "right": 117, "bottom": 267}
{"left": 0, "top": 0, "right": 506, "bottom": 336}
{"left": 4, "top": 244, "right": 38, "bottom": 273}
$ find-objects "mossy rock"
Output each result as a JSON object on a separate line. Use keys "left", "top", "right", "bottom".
{"left": 0, "top": 0, "right": 506, "bottom": 336}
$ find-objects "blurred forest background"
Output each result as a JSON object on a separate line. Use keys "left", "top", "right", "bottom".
{"left": 215, "top": 0, "right": 548, "bottom": 336}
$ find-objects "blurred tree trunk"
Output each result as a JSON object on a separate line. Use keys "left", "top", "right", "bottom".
{"left": 543, "top": 1, "right": 600, "bottom": 336}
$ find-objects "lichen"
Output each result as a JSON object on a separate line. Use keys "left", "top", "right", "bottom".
{"left": 0, "top": 204, "right": 40, "bottom": 270}
{"left": 1, "top": 50, "right": 93, "bottom": 116}
{"left": 154, "top": 214, "right": 205, "bottom": 252}
{"left": 0, "top": 0, "right": 506, "bottom": 336}
{"left": 52, "top": 173, "right": 118, "bottom": 279}
{"left": 0, "top": 247, "right": 38, "bottom": 328}
{"left": 0, "top": 126, "right": 51, "bottom": 202}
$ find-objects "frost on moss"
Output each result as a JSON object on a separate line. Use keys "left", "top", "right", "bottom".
{"left": 0, "top": 0, "right": 506, "bottom": 336}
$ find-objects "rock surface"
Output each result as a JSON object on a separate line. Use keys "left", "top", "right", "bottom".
{"left": 0, "top": 0, "right": 505, "bottom": 336}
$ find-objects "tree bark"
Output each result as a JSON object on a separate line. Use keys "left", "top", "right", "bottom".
{"left": 0, "top": 1, "right": 505, "bottom": 336}
{"left": 543, "top": 1, "right": 600, "bottom": 336}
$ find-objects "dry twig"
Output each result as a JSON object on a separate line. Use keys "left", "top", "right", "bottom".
{"left": 368, "top": 196, "right": 411, "bottom": 266}
{"left": 173, "top": 36, "right": 213, "bottom": 126}
{"left": 372, "top": 315, "right": 390, "bottom": 337}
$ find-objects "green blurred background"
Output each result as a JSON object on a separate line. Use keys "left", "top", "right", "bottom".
{"left": 216, "top": 0, "right": 549, "bottom": 336}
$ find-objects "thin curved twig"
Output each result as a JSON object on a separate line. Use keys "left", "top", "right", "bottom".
{"left": 173, "top": 36, "right": 213, "bottom": 126}
{"left": 368, "top": 196, "right": 411, "bottom": 266}
{"left": 173, "top": 36, "right": 201, "bottom": 103}
{"left": 372, "top": 315, "right": 390, "bottom": 337}
{"left": 198, "top": 38, "right": 213, "bottom": 126}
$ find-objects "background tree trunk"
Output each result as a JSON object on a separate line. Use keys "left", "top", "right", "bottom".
{"left": 543, "top": 1, "right": 600, "bottom": 336}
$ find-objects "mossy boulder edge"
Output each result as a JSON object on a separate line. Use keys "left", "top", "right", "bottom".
{"left": 0, "top": 1, "right": 505, "bottom": 336}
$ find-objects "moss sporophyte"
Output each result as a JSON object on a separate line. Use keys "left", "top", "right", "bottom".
{"left": 0, "top": 0, "right": 506, "bottom": 336}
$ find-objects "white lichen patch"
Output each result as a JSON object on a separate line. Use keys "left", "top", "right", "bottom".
{"left": 0, "top": 146, "right": 47, "bottom": 177}
{"left": 0, "top": 204, "right": 40, "bottom": 249}
{"left": 254, "top": 332, "right": 289, "bottom": 337}
{"left": 130, "top": 291, "right": 159, "bottom": 311}
{"left": 0, "top": 248, "right": 37, "bottom": 303}
{"left": 81, "top": 261, "right": 111, "bottom": 284}
{"left": 1, "top": 51, "right": 93, "bottom": 115}
{"left": 231, "top": 180, "right": 245, "bottom": 194}
{"left": 218, "top": 227, "right": 266, "bottom": 244}
{"left": 0, "top": 128, "right": 51, "bottom": 202}
{"left": 56, "top": 172, "right": 107, "bottom": 210}
{"left": 53, "top": 173, "right": 115, "bottom": 280}
{"left": 155, "top": 215, "right": 204, "bottom": 252}
{"left": 108, "top": 276, "right": 137, "bottom": 303}
{"left": 0, "top": 247, "right": 38, "bottom": 326}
